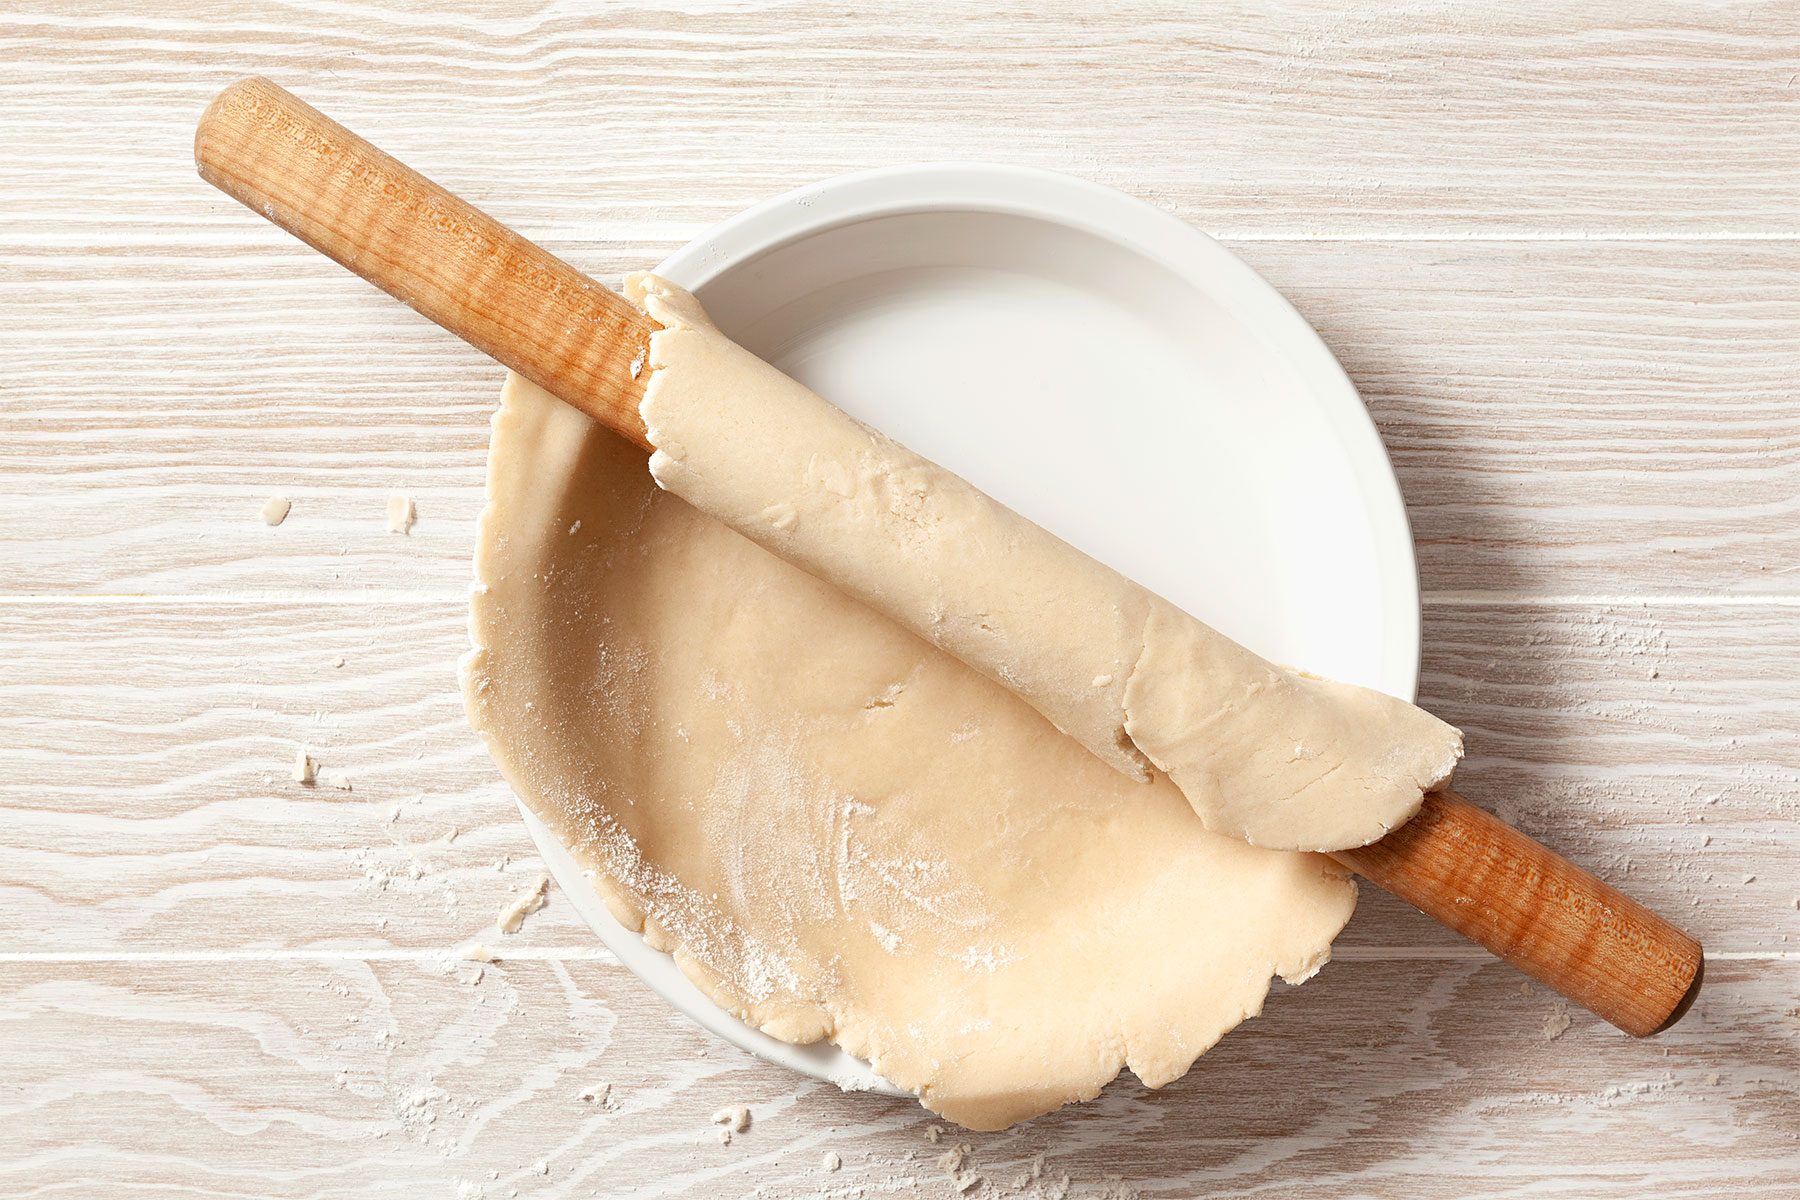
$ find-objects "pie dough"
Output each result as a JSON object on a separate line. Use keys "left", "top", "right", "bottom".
{"left": 631, "top": 275, "right": 1462, "bottom": 852}
{"left": 464, "top": 275, "right": 1462, "bottom": 1129}
{"left": 466, "top": 379, "right": 1358, "bottom": 1129}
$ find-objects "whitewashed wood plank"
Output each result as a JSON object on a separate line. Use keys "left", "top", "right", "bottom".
{"left": 4, "top": 238, "right": 1797, "bottom": 596}
{"left": 2, "top": 600, "right": 1792, "bottom": 954}
{"left": 0, "top": 955, "right": 1792, "bottom": 1197}
{"left": 6, "top": 2, "right": 1800, "bottom": 240}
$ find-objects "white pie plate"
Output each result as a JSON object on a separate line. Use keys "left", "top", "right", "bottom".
{"left": 515, "top": 163, "right": 1421, "bottom": 1098}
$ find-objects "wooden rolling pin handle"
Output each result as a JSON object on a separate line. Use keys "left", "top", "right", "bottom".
{"left": 1331, "top": 790, "right": 1703, "bottom": 1037}
{"left": 194, "top": 76, "right": 655, "bottom": 449}
{"left": 194, "top": 79, "right": 1706, "bottom": 1038}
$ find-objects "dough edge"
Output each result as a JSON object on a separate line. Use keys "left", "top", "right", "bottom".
{"left": 461, "top": 380, "right": 1359, "bottom": 1132}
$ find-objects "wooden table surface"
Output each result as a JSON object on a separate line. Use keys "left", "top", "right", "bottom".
{"left": 4, "top": 3, "right": 1798, "bottom": 1196}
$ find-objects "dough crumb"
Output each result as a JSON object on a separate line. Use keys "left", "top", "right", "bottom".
{"left": 711, "top": 1104, "right": 751, "bottom": 1134}
{"left": 568, "top": 520, "right": 582, "bottom": 536}
{"left": 938, "top": 1143, "right": 979, "bottom": 1193}
{"left": 531, "top": 1161, "right": 548, "bottom": 1176}
{"left": 577, "top": 1082, "right": 611, "bottom": 1104}
{"left": 322, "top": 770, "right": 353, "bottom": 792}
{"left": 261, "top": 495, "right": 291, "bottom": 526}
{"left": 497, "top": 874, "right": 550, "bottom": 934}
{"left": 457, "top": 942, "right": 496, "bottom": 962}
{"left": 821, "top": 1150, "right": 842, "bottom": 1172}
{"left": 387, "top": 491, "right": 416, "bottom": 534}
{"left": 1091, "top": 674, "right": 1114, "bottom": 687}
{"left": 331, "top": 656, "right": 345, "bottom": 668}
{"left": 1542, "top": 1002, "right": 1572, "bottom": 1042}
{"left": 292, "top": 748, "right": 317, "bottom": 785}
{"left": 924, "top": 1124, "right": 943, "bottom": 1144}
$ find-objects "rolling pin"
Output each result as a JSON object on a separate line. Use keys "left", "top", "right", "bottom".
{"left": 195, "top": 77, "right": 1704, "bottom": 1037}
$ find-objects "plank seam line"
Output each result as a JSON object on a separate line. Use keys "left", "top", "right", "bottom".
{"left": 0, "top": 948, "right": 1786, "bottom": 963}
{"left": 3, "top": 593, "right": 1799, "bottom": 607}
{"left": 12, "top": 230, "right": 1800, "bottom": 251}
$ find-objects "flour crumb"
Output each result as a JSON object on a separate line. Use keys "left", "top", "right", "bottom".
{"left": 568, "top": 519, "right": 582, "bottom": 535}
{"left": 322, "top": 769, "right": 353, "bottom": 792}
{"left": 498, "top": 874, "right": 550, "bottom": 934}
{"left": 1542, "top": 1002, "right": 1571, "bottom": 1041}
{"left": 387, "top": 491, "right": 416, "bottom": 534}
{"left": 457, "top": 942, "right": 496, "bottom": 963}
{"left": 292, "top": 748, "right": 317, "bottom": 785}
{"left": 261, "top": 495, "right": 291, "bottom": 526}
{"left": 712, "top": 1104, "right": 751, "bottom": 1134}
{"left": 630, "top": 348, "right": 645, "bottom": 380}
{"left": 331, "top": 656, "right": 345, "bottom": 668}
{"left": 532, "top": 1161, "right": 548, "bottom": 1176}
{"left": 925, "top": 1124, "right": 943, "bottom": 1144}
{"left": 577, "top": 1082, "right": 611, "bottom": 1104}
{"left": 454, "top": 1179, "right": 483, "bottom": 1199}
{"left": 821, "top": 1150, "right": 842, "bottom": 1172}
{"left": 1092, "top": 673, "right": 1113, "bottom": 687}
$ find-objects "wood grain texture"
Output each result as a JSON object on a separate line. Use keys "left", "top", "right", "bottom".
{"left": 4, "top": 1, "right": 1797, "bottom": 1191}
{"left": 3, "top": 600, "right": 1793, "bottom": 955}
{"left": 6, "top": 2, "right": 1800, "bottom": 240}
{"left": 1330, "top": 789, "right": 1703, "bottom": 1038}
{"left": 1, "top": 957, "right": 1795, "bottom": 1198}
{"left": 4, "top": 239, "right": 1798, "bottom": 597}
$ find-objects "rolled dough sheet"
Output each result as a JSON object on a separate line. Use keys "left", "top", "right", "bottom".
{"left": 465, "top": 378, "right": 1359, "bottom": 1130}
{"left": 631, "top": 274, "right": 1462, "bottom": 852}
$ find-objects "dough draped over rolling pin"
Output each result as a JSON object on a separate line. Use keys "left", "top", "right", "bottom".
{"left": 464, "top": 376, "right": 1359, "bottom": 1130}
{"left": 630, "top": 274, "right": 1463, "bottom": 853}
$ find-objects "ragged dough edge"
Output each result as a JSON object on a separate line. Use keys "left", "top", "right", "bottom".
{"left": 461, "top": 374, "right": 1360, "bottom": 1131}
{"left": 626, "top": 272, "right": 1463, "bottom": 854}
{"left": 460, "top": 394, "right": 839, "bottom": 1050}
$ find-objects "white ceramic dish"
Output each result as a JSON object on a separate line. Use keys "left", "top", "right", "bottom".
{"left": 517, "top": 163, "right": 1421, "bottom": 1096}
